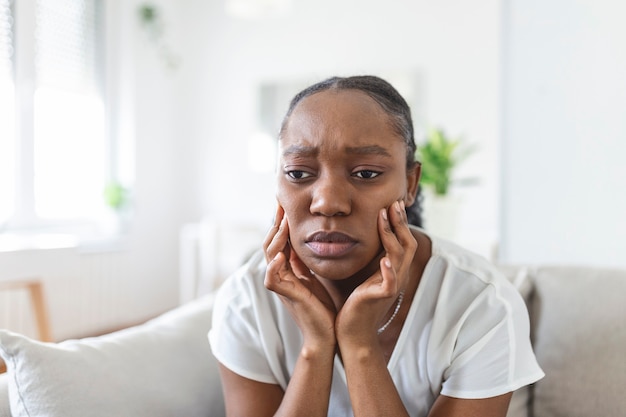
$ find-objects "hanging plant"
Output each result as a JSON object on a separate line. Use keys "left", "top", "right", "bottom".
{"left": 137, "top": 3, "right": 181, "bottom": 70}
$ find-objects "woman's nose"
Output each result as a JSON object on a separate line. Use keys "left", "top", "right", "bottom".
{"left": 309, "top": 176, "right": 351, "bottom": 217}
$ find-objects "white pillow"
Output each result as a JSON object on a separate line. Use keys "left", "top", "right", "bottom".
{"left": 0, "top": 293, "right": 224, "bottom": 417}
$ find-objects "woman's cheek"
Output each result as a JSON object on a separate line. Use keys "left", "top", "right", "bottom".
{"left": 275, "top": 180, "right": 292, "bottom": 206}
{"left": 277, "top": 183, "right": 307, "bottom": 214}
{"left": 276, "top": 195, "right": 294, "bottom": 219}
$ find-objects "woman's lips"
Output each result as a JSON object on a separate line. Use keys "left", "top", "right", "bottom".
{"left": 305, "top": 231, "right": 357, "bottom": 257}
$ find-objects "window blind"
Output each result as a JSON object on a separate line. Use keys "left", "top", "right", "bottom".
{"left": 0, "top": 0, "right": 12, "bottom": 82}
{"left": 35, "top": 0, "right": 101, "bottom": 94}
{"left": 33, "top": 0, "right": 106, "bottom": 219}
{"left": 0, "top": 0, "right": 14, "bottom": 224}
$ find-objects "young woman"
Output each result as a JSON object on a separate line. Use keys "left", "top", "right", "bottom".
{"left": 209, "top": 75, "right": 543, "bottom": 417}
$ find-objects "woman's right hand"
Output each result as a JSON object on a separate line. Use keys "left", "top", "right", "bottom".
{"left": 263, "top": 205, "right": 337, "bottom": 350}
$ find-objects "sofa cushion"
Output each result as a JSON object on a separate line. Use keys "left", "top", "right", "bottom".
{"left": 0, "top": 293, "right": 224, "bottom": 417}
{"left": 531, "top": 266, "right": 626, "bottom": 417}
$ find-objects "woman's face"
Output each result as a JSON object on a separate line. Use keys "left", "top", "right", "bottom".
{"left": 277, "top": 89, "right": 418, "bottom": 281}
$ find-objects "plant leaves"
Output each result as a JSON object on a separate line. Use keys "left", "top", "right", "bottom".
{"left": 415, "top": 127, "right": 477, "bottom": 196}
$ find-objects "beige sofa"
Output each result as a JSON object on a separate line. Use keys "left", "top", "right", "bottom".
{"left": 1, "top": 264, "right": 625, "bottom": 417}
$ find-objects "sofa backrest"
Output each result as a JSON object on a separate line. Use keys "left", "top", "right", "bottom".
{"left": 529, "top": 265, "right": 626, "bottom": 417}
{"left": 497, "top": 264, "right": 626, "bottom": 417}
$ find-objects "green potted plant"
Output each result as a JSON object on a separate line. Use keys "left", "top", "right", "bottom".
{"left": 102, "top": 180, "right": 132, "bottom": 235}
{"left": 104, "top": 181, "right": 130, "bottom": 212}
{"left": 416, "top": 127, "right": 475, "bottom": 196}
{"left": 415, "top": 127, "right": 476, "bottom": 239}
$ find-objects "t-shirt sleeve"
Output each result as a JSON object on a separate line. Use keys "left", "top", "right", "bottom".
{"left": 207, "top": 265, "right": 281, "bottom": 385}
{"left": 438, "top": 275, "right": 544, "bottom": 399}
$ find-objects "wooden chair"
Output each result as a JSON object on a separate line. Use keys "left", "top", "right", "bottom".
{"left": 0, "top": 279, "right": 52, "bottom": 373}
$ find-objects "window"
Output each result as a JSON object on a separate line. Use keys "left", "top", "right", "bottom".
{"left": 0, "top": 0, "right": 15, "bottom": 224}
{"left": 0, "top": 0, "right": 118, "bottom": 244}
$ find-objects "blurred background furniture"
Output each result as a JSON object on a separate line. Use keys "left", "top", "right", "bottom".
{"left": 0, "top": 279, "right": 51, "bottom": 374}
{"left": 179, "top": 219, "right": 265, "bottom": 304}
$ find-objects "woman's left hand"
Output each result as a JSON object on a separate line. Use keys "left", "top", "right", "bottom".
{"left": 335, "top": 200, "right": 417, "bottom": 346}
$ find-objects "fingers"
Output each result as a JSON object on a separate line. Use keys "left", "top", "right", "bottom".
{"left": 262, "top": 205, "right": 282, "bottom": 256}
{"left": 263, "top": 207, "right": 310, "bottom": 300}
{"left": 266, "top": 240, "right": 337, "bottom": 338}
{"left": 378, "top": 200, "right": 417, "bottom": 290}
{"left": 385, "top": 200, "right": 417, "bottom": 248}
{"left": 263, "top": 205, "right": 289, "bottom": 264}
{"left": 378, "top": 256, "right": 398, "bottom": 295}
{"left": 289, "top": 247, "right": 311, "bottom": 279}
{"left": 264, "top": 251, "right": 296, "bottom": 296}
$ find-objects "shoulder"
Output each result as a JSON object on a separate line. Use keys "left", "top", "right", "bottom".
{"left": 415, "top": 228, "right": 508, "bottom": 288}
{"left": 217, "top": 249, "right": 267, "bottom": 296}
{"left": 213, "top": 249, "right": 277, "bottom": 320}
{"left": 413, "top": 228, "right": 524, "bottom": 320}
{"left": 407, "top": 229, "right": 543, "bottom": 399}
{"left": 209, "top": 250, "right": 292, "bottom": 387}
{"left": 210, "top": 249, "right": 287, "bottom": 348}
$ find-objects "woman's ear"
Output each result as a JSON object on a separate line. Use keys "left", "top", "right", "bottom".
{"left": 404, "top": 163, "right": 421, "bottom": 207}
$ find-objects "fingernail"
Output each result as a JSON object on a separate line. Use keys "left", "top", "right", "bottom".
{"left": 395, "top": 201, "right": 402, "bottom": 213}
{"left": 381, "top": 208, "right": 388, "bottom": 221}
{"left": 400, "top": 200, "right": 405, "bottom": 211}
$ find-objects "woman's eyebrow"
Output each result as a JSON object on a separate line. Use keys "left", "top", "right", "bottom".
{"left": 282, "top": 144, "right": 392, "bottom": 158}
{"left": 345, "top": 145, "right": 392, "bottom": 157}
{"left": 282, "top": 145, "right": 318, "bottom": 157}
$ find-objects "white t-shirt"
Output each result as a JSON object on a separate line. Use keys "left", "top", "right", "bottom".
{"left": 208, "top": 231, "right": 544, "bottom": 416}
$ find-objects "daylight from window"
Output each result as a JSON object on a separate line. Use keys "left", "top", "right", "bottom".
{"left": 0, "top": 0, "right": 14, "bottom": 225}
{"left": 0, "top": 0, "right": 115, "bottom": 244}
{"left": 34, "top": 87, "right": 105, "bottom": 220}
{"left": 0, "top": 79, "right": 15, "bottom": 225}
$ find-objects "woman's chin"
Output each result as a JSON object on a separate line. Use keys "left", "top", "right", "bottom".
{"left": 305, "top": 255, "right": 382, "bottom": 283}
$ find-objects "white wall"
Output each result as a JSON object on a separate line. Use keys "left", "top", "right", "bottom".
{"left": 501, "top": 0, "right": 626, "bottom": 267}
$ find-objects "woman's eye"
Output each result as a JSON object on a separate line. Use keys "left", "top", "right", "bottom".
{"left": 287, "top": 170, "right": 313, "bottom": 180}
{"left": 354, "top": 170, "right": 381, "bottom": 179}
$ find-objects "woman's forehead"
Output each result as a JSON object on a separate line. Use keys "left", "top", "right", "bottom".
{"left": 281, "top": 89, "right": 402, "bottom": 149}
{"left": 289, "top": 89, "right": 386, "bottom": 121}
